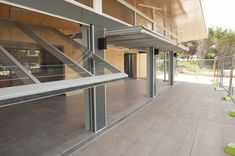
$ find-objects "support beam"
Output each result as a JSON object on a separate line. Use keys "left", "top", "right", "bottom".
{"left": 147, "top": 47, "right": 156, "bottom": 97}
{"left": 168, "top": 51, "right": 174, "bottom": 85}
{"left": 94, "top": 26, "right": 107, "bottom": 131}
{"left": 51, "top": 28, "right": 120, "bottom": 73}
{"left": 93, "top": 0, "right": 102, "bottom": 14}
{"left": 15, "top": 22, "right": 92, "bottom": 77}
{"left": 0, "top": 0, "right": 129, "bottom": 29}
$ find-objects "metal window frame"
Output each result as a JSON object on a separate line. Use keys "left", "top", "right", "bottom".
{"left": 0, "top": 18, "right": 128, "bottom": 107}
{"left": 0, "top": 72, "right": 127, "bottom": 107}
{"left": 16, "top": 22, "right": 93, "bottom": 77}
{"left": 15, "top": 22, "right": 122, "bottom": 74}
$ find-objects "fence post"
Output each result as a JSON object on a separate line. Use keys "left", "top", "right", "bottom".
{"left": 213, "top": 57, "right": 217, "bottom": 80}
{"left": 228, "top": 54, "right": 234, "bottom": 96}
{"left": 220, "top": 60, "right": 224, "bottom": 88}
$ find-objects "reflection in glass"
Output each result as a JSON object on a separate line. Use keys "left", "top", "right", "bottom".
{"left": 124, "top": 0, "right": 153, "bottom": 19}
{"left": 0, "top": 22, "right": 90, "bottom": 83}
{"left": 136, "top": 14, "right": 153, "bottom": 30}
{"left": 74, "top": 0, "right": 93, "bottom": 7}
{"left": 103, "top": 0, "right": 134, "bottom": 25}
{"left": 0, "top": 52, "right": 34, "bottom": 88}
{"left": 5, "top": 46, "right": 66, "bottom": 82}
{"left": 30, "top": 26, "right": 120, "bottom": 76}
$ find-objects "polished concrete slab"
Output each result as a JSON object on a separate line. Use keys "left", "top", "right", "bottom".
{"left": 0, "top": 93, "right": 91, "bottom": 156}
{"left": 0, "top": 79, "right": 169, "bottom": 156}
{"left": 107, "top": 79, "right": 170, "bottom": 122}
{"left": 70, "top": 82, "right": 235, "bottom": 156}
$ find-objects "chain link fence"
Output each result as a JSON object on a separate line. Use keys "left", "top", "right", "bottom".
{"left": 175, "top": 59, "right": 215, "bottom": 84}
{"left": 217, "top": 55, "right": 235, "bottom": 98}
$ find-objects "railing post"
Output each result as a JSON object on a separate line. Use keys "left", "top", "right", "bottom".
{"left": 163, "top": 52, "right": 167, "bottom": 81}
{"left": 220, "top": 60, "right": 224, "bottom": 88}
{"left": 228, "top": 54, "right": 234, "bottom": 96}
{"left": 168, "top": 51, "right": 174, "bottom": 86}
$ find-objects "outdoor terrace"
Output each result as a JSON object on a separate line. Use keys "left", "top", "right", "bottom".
{"left": 70, "top": 82, "right": 235, "bottom": 156}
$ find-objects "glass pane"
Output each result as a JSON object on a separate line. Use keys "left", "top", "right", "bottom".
{"left": 29, "top": 26, "right": 120, "bottom": 76}
{"left": 124, "top": 0, "right": 134, "bottom": 5}
{"left": 73, "top": 0, "right": 93, "bottom": 7}
{"left": 154, "top": 14, "right": 165, "bottom": 35}
{"left": 171, "top": 27, "right": 178, "bottom": 41}
{"left": 0, "top": 22, "right": 35, "bottom": 43}
{"left": 0, "top": 52, "right": 34, "bottom": 88}
{"left": 165, "top": 21, "right": 172, "bottom": 39}
{"left": 136, "top": 14, "right": 153, "bottom": 30}
{"left": 103, "top": 0, "right": 134, "bottom": 25}
{"left": 0, "top": 22, "right": 91, "bottom": 83}
{"left": 124, "top": 0, "right": 153, "bottom": 19}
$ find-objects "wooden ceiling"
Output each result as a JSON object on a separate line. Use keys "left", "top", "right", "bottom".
{"left": 124, "top": 0, "right": 208, "bottom": 42}
{"left": 0, "top": 0, "right": 208, "bottom": 42}
{"left": 0, "top": 3, "right": 81, "bottom": 34}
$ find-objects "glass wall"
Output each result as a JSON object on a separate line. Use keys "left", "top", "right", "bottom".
{"left": 154, "top": 14, "right": 165, "bottom": 35}
{"left": 0, "top": 21, "right": 88, "bottom": 89}
{"left": 124, "top": 0, "right": 153, "bottom": 19}
{"left": 103, "top": 0, "right": 135, "bottom": 25}
{"left": 136, "top": 14, "right": 153, "bottom": 30}
{"left": 0, "top": 50, "right": 34, "bottom": 88}
{"left": 122, "top": 0, "right": 178, "bottom": 40}
{"left": 0, "top": 3, "right": 122, "bottom": 88}
{"left": 5, "top": 44, "right": 65, "bottom": 82}
{"left": 73, "top": 0, "right": 93, "bottom": 7}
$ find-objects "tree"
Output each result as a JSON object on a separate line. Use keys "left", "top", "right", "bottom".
{"left": 217, "top": 31, "right": 235, "bottom": 57}
{"left": 178, "top": 27, "right": 235, "bottom": 60}
{"left": 178, "top": 40, "right": 198, "bottom": 60}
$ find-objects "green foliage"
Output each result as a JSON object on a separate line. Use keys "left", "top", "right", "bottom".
{"left": 179, "top": 41, "right": 198, "bottom": 59}
{"left": 179, "top": 27, "right": 235, "bottom": 59}
{"left": 217, "top": 31, "right": 235, "bottom": 57}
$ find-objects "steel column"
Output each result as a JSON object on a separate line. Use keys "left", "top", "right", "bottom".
{"left": 147, "top": 47, "right": 156, "bottom": 97}
{"left": 163, "top": 52, "right": 167, "bottom": 81}
{"left": 228, "top": 54, "right": 234, "bottom": 96}
{"left": 168, "top": 51, "right": 174, "bottom": 85}
{"left": 84, "top": 25, "right": 107, "bottom": 132}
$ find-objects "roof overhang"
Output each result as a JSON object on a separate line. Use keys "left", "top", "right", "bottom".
{"left": 105, "top": 26, "right": 189, "bottom": 52}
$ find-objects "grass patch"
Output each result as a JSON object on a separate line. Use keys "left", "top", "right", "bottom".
{"left": 222, "top": 96, "right": 232, "bottom": 101}
{"left": 222, "top": 95, "right": 235, "bottom": 101}
{"left": 229, "top": 110, "right": 235, "bottom": 117}
{"left": 225, "top": 143, "right": 235, "bottom": 156}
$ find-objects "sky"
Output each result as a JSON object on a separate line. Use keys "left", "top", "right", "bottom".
{"left": 203, "top": 0, "right": 235, "bottom": 30}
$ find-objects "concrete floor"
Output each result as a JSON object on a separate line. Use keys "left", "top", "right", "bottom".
{"left": 70, "top": 82, "right": 235, "bottom": 156}
{"left": 107, "top": 79, "right": 170, "bottom": 122}
{"left": 0, "top": 79, "right": 169, "bottom": 156}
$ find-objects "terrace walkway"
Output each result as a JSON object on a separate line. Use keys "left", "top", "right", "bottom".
{"left": 70, "top": 82, "right": 235, "bottom": 156}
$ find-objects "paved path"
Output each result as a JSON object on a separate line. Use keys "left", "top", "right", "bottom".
{"left": 70, "top": 82, "right": 235, "bottom": 156}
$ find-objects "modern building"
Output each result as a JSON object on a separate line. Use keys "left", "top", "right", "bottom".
{"left": 0, "top": 0, "right": 207, "bottom": 155}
